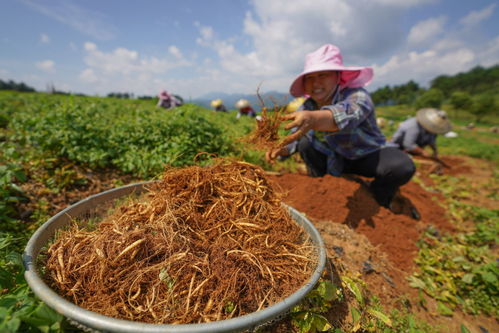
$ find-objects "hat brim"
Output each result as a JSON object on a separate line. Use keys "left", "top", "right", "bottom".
{"left": 289, "top": 65, "right": 373, "bottom": 97}
{"left": 416, "top": 109, "right": 452, "bottom": 134}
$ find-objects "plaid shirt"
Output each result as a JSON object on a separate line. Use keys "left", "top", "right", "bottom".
{"left": 288, "top": 87, "right": 386, "bottom": 176}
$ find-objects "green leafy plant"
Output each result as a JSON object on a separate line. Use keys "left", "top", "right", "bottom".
{"left": 341, "top": 276, "right": 393, "bottom": 332}
{"left": 0, "top": 145, "right": 28, "bottom": 232}
{"left": 0, "top": 234, "right": 64, "bottom": 332}
{"left": 410, "top": 190, "right": 498, "bottom": 316}
{"left": 290, "top": 280, "right": 340, "bottom": 333}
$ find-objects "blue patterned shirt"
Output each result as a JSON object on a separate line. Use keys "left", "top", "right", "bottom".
{"left": 287, "top": 87, "right": 386, "bottom": 176}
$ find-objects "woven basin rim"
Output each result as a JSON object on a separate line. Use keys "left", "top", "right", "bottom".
{"left": 23, "top": 181, "right": 326, "bottom": 333}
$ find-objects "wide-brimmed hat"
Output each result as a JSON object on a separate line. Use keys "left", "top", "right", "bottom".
{"left": 211, "top": 99, "right": 223, "bottom": 108}
{"left": 159, "top": 90, "right": 171, "bottom": 99}
{"left": 290, "top": 44, "right": 374, "bottom": 97}
{"left": 416, "top": 108, "right": 452, "bottom": 134}
{"left": 235, "top": 99, "right": 249, "bottom": 109}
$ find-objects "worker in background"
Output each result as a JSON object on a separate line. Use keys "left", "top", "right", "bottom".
{"left": 389, "top": 108, "right": 452, "bottom": 159}
{"left": 235, "top": 99, "right": 256, "bottom": 118}
{"left": 157, "top": 90, "right": 182, "bottom": 109}
{"left": 211, "top": 99, "right": 228, "bottom": 112}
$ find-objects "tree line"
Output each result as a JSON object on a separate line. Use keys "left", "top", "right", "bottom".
{"left": 0, "top": 79, "right": 36, "bottom": 92}
{"left": 370, "top": 64, "right": 498, "bottom": 122}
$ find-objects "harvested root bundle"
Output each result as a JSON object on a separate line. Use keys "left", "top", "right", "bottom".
{"left": 43, "top": 160, "right": 316, "bottom": 324}
{"left": 245, "top": 106, "right": 285, "bottom": 150}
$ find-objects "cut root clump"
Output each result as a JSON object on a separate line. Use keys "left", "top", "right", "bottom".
{"left": 244, "top": 106, "right": 286, "bottom": 150}
{"left": 43, "top": 159, "right": 316, "bottom": 324}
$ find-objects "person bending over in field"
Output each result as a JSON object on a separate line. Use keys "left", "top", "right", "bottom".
{"left": 235, "top": 99, "right": 256, "bottom": 119}
{"left": 388, "top": 108, "right": 452, "bottom": 159}
{"left": 157, "top": 90, "right": 182, "bottom": 109}
{"left": 266, "top": 44, "right": 415, "bottom": 211}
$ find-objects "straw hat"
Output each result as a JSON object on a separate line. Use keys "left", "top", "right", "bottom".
{"left": 290, "top": 44, "right": 374, "bottom": 97}
{"left": 235, "top": 99, "right": 249, "bottom": 109}
{"left": 376, "top": 117, "right": 387, "bottom": 129}
{"left": 416, "top": 108, "right": 452, "bottom": 134}
{"left": 211, "top": 99, "right": 223, "bottom": 108}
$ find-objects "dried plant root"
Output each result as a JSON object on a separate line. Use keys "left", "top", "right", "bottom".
{"left": 43, "top": 159, "right": 316, "bottom": 324}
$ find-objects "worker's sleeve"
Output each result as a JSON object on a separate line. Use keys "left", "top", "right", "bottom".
{"left": 400, "top": 125, "right": 420, "bottom": 151}
{"left": 321, "top": 89, "right": 374, "bottom": 131}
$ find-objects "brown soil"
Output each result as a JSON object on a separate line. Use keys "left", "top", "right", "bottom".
{"left": 265, "top": 154, "right": 498, "bottom": 333}
{"left": 21, "top": 155, "right": 497, "bottom": 332}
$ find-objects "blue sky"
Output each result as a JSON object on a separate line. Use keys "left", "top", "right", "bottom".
{"left": 1, "top": 0, "right": 498, "bottom": 99}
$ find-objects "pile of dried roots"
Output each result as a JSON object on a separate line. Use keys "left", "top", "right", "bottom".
{"left": 43, "top": 160, "right": 316, "bottom": 324}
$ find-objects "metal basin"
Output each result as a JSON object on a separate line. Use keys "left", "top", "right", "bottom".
{"left": 23, "top": 181, "right": 326, "bottom": 333}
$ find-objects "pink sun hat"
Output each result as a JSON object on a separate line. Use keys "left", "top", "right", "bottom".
{"left": 290, "top": 44, "right": 374, "bottom": 97}
{"left": 159, "top": 90, "right": 171, "bottom": 99}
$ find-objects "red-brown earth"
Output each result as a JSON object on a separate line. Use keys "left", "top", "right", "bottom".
{"left": 21, "top": 155, "right": 497, "bottom": 332}
{"left": 267, "top": 155, "right": 498, "bottom": 333}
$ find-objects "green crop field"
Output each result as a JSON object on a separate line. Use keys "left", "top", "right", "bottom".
{"left": 0, "top": 91, "right": 497, "bottom": 332}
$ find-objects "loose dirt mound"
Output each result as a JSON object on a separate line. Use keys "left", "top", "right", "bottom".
{"left": 267, "top": 172, "right": 455, "bottom": 274}
{"left": 266, "top": 166, "right": 459, "bottom": 313}
{"left": 267, "top": 154, "right": 499, "bottom": 332}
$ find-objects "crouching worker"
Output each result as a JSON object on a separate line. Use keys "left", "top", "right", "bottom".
{"left": 389, "top": 108, "right": 452, "bottom": 159}
{"left": 235, "top": 99, "right": 256, "bottom": 118}
{"left": 266, "top": 44, "right": 416, "bottom": 210}
{"left": 211, "top": 99, "right": 228, "bottom": 112}
{"left": 157, "top": 90, "right": 181, "bottom": 109}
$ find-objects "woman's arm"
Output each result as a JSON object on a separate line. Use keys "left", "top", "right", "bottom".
{"left": 265, "top": 110, "right": 338, "bottom": 162}
{"left": 322, "top": 89, "right": 374, "bottom": 131}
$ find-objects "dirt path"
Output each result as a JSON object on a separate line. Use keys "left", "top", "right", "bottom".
{"left": 267, "top": 154, "right": 498, "bottom": 333}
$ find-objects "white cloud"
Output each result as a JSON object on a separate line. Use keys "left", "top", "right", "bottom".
{"left": 18, "top": 0, "right": 494, "bottom": 99}
{"left": 371, "top": 0, "right": 437, "bottom": 7}
{"left": 79, "top": 68, "right": 98, "bottom": 83}
{"left": 82, "top": 43, "right": 189, "bottom": 75}
{"left": 477, "top": 36, "right": 499, "bottom": 67}
{"left": 372, "top": 48, "right": 475, "bottom": 88}
{"left": 84, "top": 42, "right": 97, "bottom": 51}
{"left": 40, "top": 33, "right": 50, "bottom": 43}
{"left": 168, "top": 45, "right": 182, "bottom": 59}
{"left": 460, "top": 3, "right": 496, "bottom": 28}
{"left": 191, "top": 0, "right": 417, "bottom": 94}
{"left": 407, "top": 16, "right": 446, "bottom": 47}
{"left": 36, "top": 60, "right": 55, "bottom": 73}
{"left": 21, "top": 0, "right": 117, "bottom": 40}
{"left": 76, "top": 42, "right": 193, "bottom": 95}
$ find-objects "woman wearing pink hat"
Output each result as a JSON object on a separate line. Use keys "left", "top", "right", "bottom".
{"left": 157, "top": 89, "right": 181, "bottom": 109}
{"left": 266, "top": 44, "right": 416, "bottom": 211}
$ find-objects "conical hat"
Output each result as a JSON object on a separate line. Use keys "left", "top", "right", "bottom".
{"left": 235, "top": 99, "right": 249, "bottom": 109}
{"left": 211, "top": 99, "right": 223, "bottom": 108}
{"left": 416, "top": 108, "right": 452, "bottom": 134}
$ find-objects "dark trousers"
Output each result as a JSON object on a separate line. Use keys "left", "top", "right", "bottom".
{"left": 297, "top": 136, "right": 415, "bottom": 208}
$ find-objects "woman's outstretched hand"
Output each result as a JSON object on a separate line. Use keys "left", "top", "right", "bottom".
{"left": 265, "top": 145, "right": 289, "bottom": 163}
{"left": 265, "top": 110, "right": 337, "bottom": 163}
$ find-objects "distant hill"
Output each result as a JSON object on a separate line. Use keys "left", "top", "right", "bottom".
{"left": 191, "top": 90, "right": 291, "bottom": 110}
{"left": 430, "top": 64, "right": 499, "bottom": 97}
